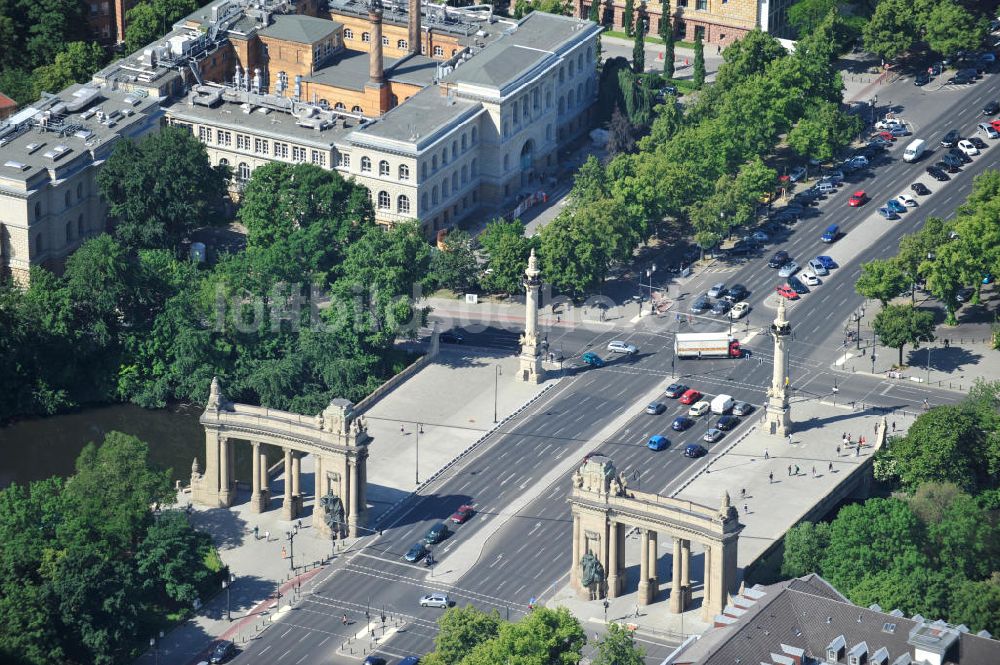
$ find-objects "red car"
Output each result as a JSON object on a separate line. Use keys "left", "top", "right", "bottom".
{"left": 848, "top": 190, "right": 868, "bottom": 207}
{"left": 450, "top": 505, "right": 475, "bottom": 524}
{"left": 776, "top": 284, "right": 799, "bottom": 300}
{"left": 991, "top": 119, "right": 1000, "bottom": 132}
{"left": 876, "top": 130, "right": 896, "bottom": 142}
{"left": 678, "top": 389, "right": 703, "bottom": 405}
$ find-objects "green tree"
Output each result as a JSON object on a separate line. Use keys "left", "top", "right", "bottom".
{"left": 608, "top": 106, "right": 636, "bottom": 155}
{"left": 661, "top": 10, "right": 674, "bottom": 78}
{"left": 429, "top": 605, "right": 503, "bottom": 664}
{"left": 929, "top": 493, "right": 1000, "bottom": 581}
{"left": 623, "top": 0, "right": 634, "bottom": 37}
{"left": 136, "top": 510, "right": 215, "bottom": 604}
{"left": 692, "top": 33, "right": 705, "bottom": 88}
{"left": 786, "top": 0, "right": 837, "bottom": 38}
{"left": 950, "top": 579, "right": 1000, "bottom": 635}
{"left": 592, "top": 622, "right": 645, "bottom": 665}
{"left": 588, "top": 0, "right": 600, "bottom": 22}
{"left": 924, "top": 1, "right": 986, "bottom": 58}
{"left": 539, "top": 208, "right": 612, "bottom": 297}
{"left": 31, "top": 41, "right": 105, "bottom": 97}
{"left": 855, "top": 258, "right": 909, "bottom": 305}
{"left": 712, "top": 29, "right": 786, "bottom": 92}
{"left": 461, "top": 607, "right": 585, "bottom": 665}
{"left": 125, "top": 0, "right": 200, "bottom": 54}
{"left": 429, "top": 230, "right": 479, "bottom": 292}
{"left": 786, "top": 101, "right": 862, "bottom": 164}
{"left": 862, "top": 0, "right": 915, "bottom": 60}
{"left": 21, "top": 0, "right": 90, "bottom": 71}
{"left": 632, "top": 15, "right": 645, "bottom": 73}
{"left": 872, "top": 304, "right": 935, "bottom": 366}
{"left": 781, "top": 521, "right": 831, "bottom": 577}
{"left": 98, "top": 126, "right": 229, "bottom": 251}
{"left": 479, "top": 219, "right": 532, "bottom": 295}
{"left": 905, "top": 481, "right": 965, "bottom": 524}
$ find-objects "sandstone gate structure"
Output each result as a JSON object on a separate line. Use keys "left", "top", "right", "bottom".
{"left": 568, "top": 455, "right": 742, "bottom": 621}
{"left": 191, "top": 378, "right": 370, "bottom": 539}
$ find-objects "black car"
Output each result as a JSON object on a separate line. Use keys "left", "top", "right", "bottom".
{"left": 914, "top": 71, "right": 930, "bottom": 86}
{"left": 439, "top": 331, "right": 463, "bottom": 344}
{"left": 664, "top": 382, "right": 688, "bottom": 398}
{"left": 985, "top": 100, "right": 1000, "bottom": 115}
{"left": 210, "top": 641, "right": 236, "bottom": 664}
{"left": 969, "top": 136, "right": 988, "bottom": 150}
{"left": 725, "top": 284, "right": 749, "bottom": 302}
{"left": 948, "top": 148, "right": 972, "bottom": 163}
{"left": 941, "top": 129, "right": 961, "bottom": 147}
{"left": 768, "top": 251, "right": 790, "bottom": 268}
{"left": 936, "top": 160, "right": 960, "bottom": 174}
{"left": 424, "top": 522, "right": 450, "bottom": 544}
{"left": 911, "top": 182, "right": 931, "bottom": 195}
{"left": 363, "top": 658, "right": 387, "bottom": 665}
{"left": 684, "top": 443, "right": 708, "bottom": 458}
{"left": 716, "top": 415, "right": 740, "bottom": 431}
{"left": 949, "top": 71, "right": 974, "bottom": 84}
{"left": 711, "top": 299, "right": 732, "bottom": 315}
{"left": 787, "top": 275, "right": 809, "bottom": 294}
{"left": 926, "top": 166, "right": 950, "bottom": 181}
{"left": 404, "top": 542, "right": 428, "bottom": 562}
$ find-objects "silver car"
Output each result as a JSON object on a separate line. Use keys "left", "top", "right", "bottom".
{"left": 607, "top": 340, "right": 638, "bottom": 354}
{"left": 778, "top": 261, "right": 800, "bottom": 277}
{"left": 707, "top": 282, "right": 727, "bottom": 298}
{"left": 808, "top": 258, "right": 829, "bottom": 276}
{"left": 420, "top": 593, "right": 450, "bottom": 608}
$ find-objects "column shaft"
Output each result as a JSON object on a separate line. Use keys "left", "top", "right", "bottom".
{"left": 348, "top": 459, "right": 360, "bottom": 537}
{"left": 607, "top": 521, "right": 619, "bottom": 598}
{"left": 312, "top": 455, "right": 325, "bottom": 533}
{"left": 282, "top": 447, "right": 294, "bottom": 520}
{"left": 571, "top": 514, "right": 582, "bottom": 594}
{"left": 648, "top": 531, "right": 659, "bottom": 599}
{"left": 681, "top": 539, "right": 691, "bottom": 606}
{"left": 218, "top": 437, "right": 232, "bottom": 505}
{"left": 638, "top": 529, "right": 650, "bottom": 606}
{"left": 670, "top": 537, "right": 683, "bottom": 613}
{"left": 291, "top": 454, "right": 301, "bottom": 496}
{"left": 703, "top": 545, "right": 713, "bottom": 619}
{"left": 250, "top": 441, "right": 264, "bottom": 513}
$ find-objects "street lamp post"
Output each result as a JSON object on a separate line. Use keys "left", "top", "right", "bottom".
{"left": 832, "top": 379, "right": 838, "bottom": 407}
{"left": 646, "top": 264, "right": 657, "bottom": 312}
{"left": 415, "top": 423, "right": 422, "bottom": 485}
{"left": 853, "top": 306, "right": 865, "bottom": 350}
{"left": 286, "top": 530, "right": 296, "bottom": 571}
{"left": 871, "top": 325, "right": 877, "bottom": 374}
{"left": 494, "top": 365, "right": 501, "bottom": 423}
{"left": 222, "top": 572, "right": 236, "bottom": 621}
{"left": 926, "top": 346, "right": 932, "bottom": 384}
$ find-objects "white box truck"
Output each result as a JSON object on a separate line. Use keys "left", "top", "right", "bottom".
{"left": 711, "top": 394, "right": 735, "bottom": 414}
{"left": 903, "top": 138, "right": 927, "bottom": 163}
{"left": 674, "top": 332, "right": 742, "bottom": 358}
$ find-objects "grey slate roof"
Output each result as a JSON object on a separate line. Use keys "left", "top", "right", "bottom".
{"left": 352, "top": 84, "right": 479, "bottom": 149}
{"left": 306, "top": 51, "right": 439, "bottom": 92}
{"left": 675, "top": 574, "right": 1000, "bottom": 665}
{"left": 259, "top": 14, "right": 340, "bottom": 44}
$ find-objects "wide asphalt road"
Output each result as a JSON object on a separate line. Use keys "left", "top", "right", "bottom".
{"left": 229, "top": 72, "right": 990, "bottom": 665}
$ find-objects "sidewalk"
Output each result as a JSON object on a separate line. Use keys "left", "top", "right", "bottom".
{"left": 139, "top": 346, "right": 556, "bottom": 664}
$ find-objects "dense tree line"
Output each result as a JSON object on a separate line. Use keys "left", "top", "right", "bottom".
{"left": 0, "top": 432, "right": 222, "bottom": 664}
{"left": 0, "top": 128, "right": 428, "bottom": 421}
{"left": 782, "top": 381, "right": 1000, "bottom": 634}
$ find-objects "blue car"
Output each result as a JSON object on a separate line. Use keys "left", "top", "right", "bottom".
{"left": 877, "top": 206, "right": 899, "bottom": 220}
{"left": 672, "top": 416, "right": 695, "bottom": 431}
{"left": 582, "top": 352, "right": 605, "bottom": 367}
{"left": 886, "top": 199, "right": 907, "bottom": 213}
{"left": 816, "top": 256, "right": 836, "bottom": 270}
{"left": 647, "top": 435, "right": 670, "bottom": 451}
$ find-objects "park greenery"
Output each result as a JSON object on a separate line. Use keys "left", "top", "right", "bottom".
{"left": 417, "top": 605, "right": 643, "bottom": 665}
{"left": 782, "top": 381, "right": 1000, "bottom": 634}
{"left": 0, "top": 432, "right": 222, "bottom": 665}
{"left": 0, "top": 128, "right": 430, "bottom": 422}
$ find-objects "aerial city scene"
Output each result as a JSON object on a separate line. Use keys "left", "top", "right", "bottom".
{"left": 2, "top": 0, "right": 1000, "bottom": 663}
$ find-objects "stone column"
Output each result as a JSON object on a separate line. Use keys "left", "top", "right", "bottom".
{"left": 348, "top": 459, "right": 360, "bottom": 537}
{"left": 291, "top": 453, "right": 301, "bottom": 497}
{"left": 282, "top": 447, "right": 295, "bottom": 520}
{"left": 571, "top": 514, "right": 582, "bottom": 594}
{"left": 670, "top": 537, "right": 683, "bottom": 613}
{"left": 357, "top": 457, "right": 367, "bottom": 526}
{"left": 250, "top": 441, "right": 265, "bottom": 513}
{"left": 258, "top": 443, "right": 270, "bottom": 510}
{"left": 703, "top": 545, "right": 713, "bottom": 619}
{"left": 681, "top": 539, "right": 691, "bottom": 606}
{"left": 218, "top": 437, "right": 233, "bottom": 506}
{"left": 638, "top": 529, "right": 650, "bottom": 606}
{"left": 607, "top": 521, "right": 620, "bottom": 598}
{"left": 312, "top": 455, "right": 325, "bottom": 533}
{"left": 648, "top": 530, "right": 659, "bottom": 600}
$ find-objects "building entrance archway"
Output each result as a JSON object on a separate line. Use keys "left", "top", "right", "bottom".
{"left": 191, "top": 378, "right": 370, "bottom": 539}
{"left": 569, "top": 455, "right": 742, "bottom": 621}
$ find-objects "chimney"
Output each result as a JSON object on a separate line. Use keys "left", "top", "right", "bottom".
{"left": 408, "top": 0, "right": 421, "bottom": 55}
{"left": 368, "top": 0, "right": 385, "bottom": 86}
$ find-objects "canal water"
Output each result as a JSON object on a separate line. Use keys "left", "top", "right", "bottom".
{"left": 0, "top": 403, "right": 207, "bottom": 489}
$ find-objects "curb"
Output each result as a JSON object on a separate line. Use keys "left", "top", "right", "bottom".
{"left": 669, "top": 423, "right": 757, "bottom": 498}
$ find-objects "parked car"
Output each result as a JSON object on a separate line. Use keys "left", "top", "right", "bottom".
{"left": 703, "top": 428, "right": 724, "bottom": 443}
{"left": 914, "top": 71, "right": 930, "bottom": 86}
{"left": 450, "top": 504, "right": 475, "bottom": 524}
{"left": 958, "top": 139, "right": 980, "bottom": 156}
{"left": 581, "top": 352, "right": 605, "bottom": 367}
{"left": 672, "top": 416, "right": 694, "bottom": 431}
{"left": 815, "top": 255, "right": 836, "bottom": 270}
{"left": 889, "top": 125, "right": 910, "bottom": 137}
{"left": 707, "top": 282, "right": 727, "bottom": 299}
{"left": 647, "top": 435, "right": 670, "bottom": 451}
{"left": 969, "top": 136, "right": 988, "bottom": 150}
{"left": 937, "top": 159, "right": 960, "bottom": 173}
{"left": 725, "top": 283, "right": 749, "bottom": 301}
{"left": 363, "top": 657, "right": 387, "bottom": 665}
{"left": 948, "top": 147, "right": 972, "bottom": 163}
{"left": 848, "top": 190, "right": 868, "bottom": 207}
{"left": 808, "top": 258, "right": 829, "bottom": 275}
{"left": 210, "top": 641, "right": 236, "bottom": 664}
{"left": 926, "top": 166, "right": 950, "bottom": 181}
{"left": 787, "top": 275, "right": 809, "bottom": 294}
{"left": 788, "top": 166, "right": 807, "bottom": 182}
{"left": 688, "top": 401, "right": 711, "bottom": 417}
{"left": 646, "top": 402, "right": 666, "bottom": 415}
{"left": 941, "top": 129, "right": 961, "bottom": 147}
{"left": 886, "top": 199, "right": 907, "bottom": 213}
{"left": 877, "top": 206, "right": 899, "bottom": 220}
{"left": 690, "top": 296, "right": 711, "bottom": 314}
{"left": 956, "top": 287, "right": 975, "bottom": 303}
{"left": 404, "top": 543, "right": 428, "bottom": 562}
{"left": 979, "top": 122, "right": 1000, "bottom": 139}
{"left": 420, "top": 593, "right": 451, "bottom": 608}
{"left": 664, "top": 383, "right": 688, "bottom": 398}
{"left": 679, "top": 389, "right": 703, "bottom": 405}
{"left": 778, "top": 261, "right": 800, "bottom": 277}
{"left": 768, "top": 251, "right": 790, "bottom": 268}
{"left": 711, "top": 299, "right": 732, "bottom": 316}
{"left": 776, "top": 284, "right": 799, "bottom": 299}
{"left": 424, "top": 523, "right": 449, "bottom": 544}
{"left": 823, "top": 169, "right": 845, "bottom": 184}
{"left": 716, "top": 415, "right": 740, "bottom": 431}
{"left": 750, "top": 230, "right": 770, "bottom": 243}
{"left": 985, "top": 100, "right": 1000, "bottom": 115}
{"left": 897, "top": 193, "right": 917, "bottom": 207}
{"left": 730, "top": 302, "right": 750, "bottom": 319}
{"left": 684, "top": 443, "right": 708, "bottom": 458}
{"left": 732, "top": 401, "right": 754, "bottom": 416}
{"left": 607, "top": 340, "right": 638, "bottom": 354}
{"left": 801, "top": 270, "right": 821, "bottom": 286}
{"left": 911, "top": 182, "right": 932, "bottom": 195}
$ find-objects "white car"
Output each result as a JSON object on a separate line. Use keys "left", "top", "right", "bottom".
{"left": 875, "top": 118, "right": 904, "bottom": 130}
{"left": 689, "top": 401, "right": 711, "bottom": 417}
{"left": 958, "top": 140, "right": 980, "bottom": 156}
{"left": 420, "top": 593, "right": 450, "bottom": 608}
{"left": 801, "top": 270, "right": 821, "bottom": 286}
{"left": 778, "top": 261, "right": 800, "bottom": 277}
{"left": 730, "top": 302, "right": 750, "bottom": 319}
{"left": 897, "top": 193, "right": 918, "bottom": 207}
{"left": 607, "top": 340, "right": 638, "bottom": 354}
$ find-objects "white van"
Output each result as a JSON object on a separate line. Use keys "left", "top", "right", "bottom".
{"left": 903, "top": 139, "right": 927, "bottom": 163}
{"left": 710, "top": 394, "right": 735, "bottom": 415}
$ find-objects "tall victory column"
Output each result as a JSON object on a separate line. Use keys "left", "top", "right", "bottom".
{"left": 517, "top": 249, "right": 545, "bottom": 384}
{"left": 764, "top": 297, "right": 792, "bottom": 436}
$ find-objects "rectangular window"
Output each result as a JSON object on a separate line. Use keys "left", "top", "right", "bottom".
{"left": 336, "top": 153, "right": 352, "bottom": 167}
{"left": 198, "top": 126, "right": 211, "bottom": 142}
{"left": 274, "top": 142, "right": 288, "bottom": 159}
{"left": 677, "top": 0, "right": 687, "bottom": 6}
{"left": 216, "top": 130, "right": 231, "bottom": 146}
{"left": 236, "top": 134, "right": 250, "bottom": 151}
{"left": 311, "top": 150, "right": 326, "bottom": 166}
{"left": 254, "top": 138, "right": 268, "bottom": 155}
{"left": 292, "top": 146, "right": 306, "bottom": 162}
{"left": 696, "top": 0, "right": 706, "bottom": 8}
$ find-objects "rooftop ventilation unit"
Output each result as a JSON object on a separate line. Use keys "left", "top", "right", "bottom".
{"left": 3, "top": 160, "right": 29, "bottom": 171}
{"left": 73, "top": 129, "right": 93, "bottom": 140}
{"left": 24, "top": 142, "right": 43, "bottom": 154}
{"left": 43, "top": 144, "right": 71, "bottom": 160}
{"left": 65, "top": 86, "right": 101, "bottom": 113}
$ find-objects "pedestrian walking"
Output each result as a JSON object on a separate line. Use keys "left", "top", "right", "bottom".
{"left": 855, "top": 445, "right": 860, "bottom": 457}
{"left": 743, "top": 503, "right": 749, "bottom": 514}
{"left": 768, "top": 471, "right": 773, "bottom": 484}
{"left": 836, "top": 445, "right": 841, "bottom": 456}
{"left": 764, "top": 448, "right": 769, "bottom": 460}
{"left": 740, "top": 488, "right": 746, "bottom": 499}
{"left": 892, "top": 421, "right": 896, "bottom": 432}
{"left": 635, "top": 605, "right": 640, "bottom": 618}
{"left": 281, "top": 545, "right": 287, "bottom": 558}
{"left": 811, "top": 466, "right": 816, "bottom": 477}
{"left": 794, "top": 464, "right": 800, "bottom": 475}
{"left": 342, "top": 614, "right": 348, "bottom": 625}
{"left": 400, "top": 424, "right": 404, "bottom": 433}
{"left": 253, "top": 525, "right": 259, "bottom": 540}
{"left": 828, "top": 461, "right": 833, "bottom": 472}
{"left": 847, "top": 433, "right": 852, "bottom": 444}
{"left": 787, "top": 464, "right": 792, "bottom": 476}
{"left": 787, "top": 434, "right": 793, "bottom": 445}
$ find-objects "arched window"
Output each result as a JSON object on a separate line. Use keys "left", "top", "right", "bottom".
{"left": 471, "top": 127, "right": 478, "bottom": 144}
{"left": 334, "top": 102, "right": 346, "bottom": 110}
{"left": 471, "top": 158, "right": 478, "bottom": 176}
{"left": 65, "top": 222, "right": 72, "bottom": 243}
{"left": 546, "top": 90, "right": 552, "bottom": 108}
{"left": 34, "top": 202, "right": 41, "bottom": 220}
{"left": 76, "top": 183, "right": 83, "bottom": 201}
{"left": 64, "top": 191, "right": 71, "bottom": 208}
{"left": 219, "top": 158, "right": 229, "bottom": 168}
{"left": 461, "top": 165, "right": 467, "bottom": 184}
{"left": 34, "top": 234, "right": 43, "bottom": 254}
{"left": 361, "top": 156, "right": 372, "bottom": 172}
{"left": 568, "top": 90, "right": 575, "bottom": 108}
{"left": 559, "top": 67, "right": 565, "bottom": 83}
{"left": 578, "top": 53, "right": 584, "bottom": 69}
{"left": 569, "top": 61, "right": 575, "bottom": 77}
{"left": 421, "top": 193, "right": 428, "bottom": 210}
{"left": 379, "top": 160, "right": 390, "bottom": 176}
{"left": 451, "top": 141, "right": 457, "bottom": 159}
{"left": 398, "top": 164, "right": 410, "bottom": 180}
{"left": 432, "top": 155, "right": 438, "bottom": 171}
{"left": 351, "top": 105, "right": 362, "bottom": 113}
{"left": 443, "top": 179, "right": 449, "bottom": 197}
{"left": 452, "top": 172, "right": 458, "bottom": 190}
{"left": 432, "top": 185, "right": 439, "bottom": 205}
{"left": 377, "top": 190, "right": 390, "bottom": 209}
{"left": 77, "top": 214, "right": 83, "bottom": 238}
{"left": 587, "top": 46, "right": 593, "bottom": 62}
{"left": 238, "top": 162, "right": 250, "bottom": 182}
{"left": 433, "top": 45, "right": 443, "bottom": 56}
{"left": 362, "top": 32, "right": 371, "bottom": 42}
{"left": 397, "top": 195, "right": 410, "bottom": 214}
{"left": 421, "top": 163, "right": 427, "bottom": 179}
{"left": 441, "top": 148, "right": 448, "bottom": 165}
{"left": 344, "top": 28, "right": 354, "bottom": 39}
{"left": 461, "top": 134, "right": 467, "bottom": 150}
{"left": 397, "top": 39, "right": 407, "bottom": 49}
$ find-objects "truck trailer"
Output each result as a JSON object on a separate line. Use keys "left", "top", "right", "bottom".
{"left": 674, "top": 332, "right": 741, "bottom": 359}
